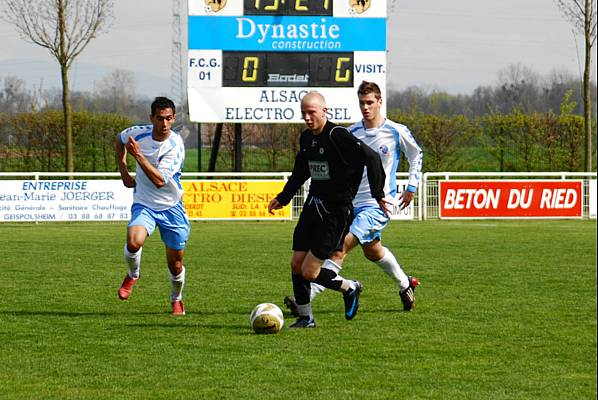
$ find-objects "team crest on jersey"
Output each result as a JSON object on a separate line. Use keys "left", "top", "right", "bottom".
{"left": 308, "top": 160, "right": 330, "bottom": 180}
{"left": 379, "top": 144, "right": 390, "bottom": 156}
{"left": 204, "top": 0, "right": 226, "bottom": 13}
{"left": 349, "top": 0, "right": 371, "bottom": 14}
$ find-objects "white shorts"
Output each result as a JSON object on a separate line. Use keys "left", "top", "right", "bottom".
{"left": 350, "top": 205, "right": 390, "bottom": 245}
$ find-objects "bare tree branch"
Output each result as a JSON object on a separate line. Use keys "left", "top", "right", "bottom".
{"left": 554, "top": 0, "right": 596, "bottom": 171}
{"left": 1, "top": 0, "right": 114, "bottom": 172}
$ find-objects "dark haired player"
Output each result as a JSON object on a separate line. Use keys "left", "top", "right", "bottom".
{"left": 115, "top": 96, "right": 190, "bottom": 316}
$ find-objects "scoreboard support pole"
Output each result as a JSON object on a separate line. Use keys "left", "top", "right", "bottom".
{"left": 197, "top": 123, "right": 202, "bottom": 172}
{"left": 206, "top": 123, "right": 243, "bottom": 172}
{"left": 234, "top": 123, "right": 243, "bottom": 172}
{"left": 208, "top": 123, "right": 223, "bottom": 172}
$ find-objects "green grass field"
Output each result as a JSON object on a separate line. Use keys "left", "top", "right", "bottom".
{"left": 0, "top": 220, "right": 596, "bottom": 399}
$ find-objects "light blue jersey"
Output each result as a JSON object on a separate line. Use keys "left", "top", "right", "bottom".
{"left": 119, "top": 125, "right": 185, "bottom": 211}
{"left": 347, "top": 119, "right": 423, "bottom": 244}
{"left": 348, "top": 119, "right": 423, "bottom": 208}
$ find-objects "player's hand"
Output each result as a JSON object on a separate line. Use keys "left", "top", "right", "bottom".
{"left": 121, "top": 173, "right": 136, "bottom": 188}
{"left": 378, "top": 197, "right": 393, "bottom": 216}
{"left": 268, "top": 198, "right": 282, "bottom": 214}
{"left": 125, "top": 137, "right": 142, "bottom": 159}
{"left": 398, "top": 191, "right": 414, "bottom": 210}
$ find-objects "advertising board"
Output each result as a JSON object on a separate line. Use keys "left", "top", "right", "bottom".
{"left": 439, "top": 180, "right": 583, "bottom": 219}
{"left": 187, "top": 0, "right": 387, "bottom": 123}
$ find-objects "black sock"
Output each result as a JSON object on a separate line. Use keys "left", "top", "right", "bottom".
{"left": 313, "top": 268, "right": 342, "bottom": 291}
{"left": 292, "top": 273, "right": 311, "bottom": 306}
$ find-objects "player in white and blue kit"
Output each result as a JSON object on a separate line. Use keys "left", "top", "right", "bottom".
{"left": 285, "top": 81, "right": 423, "bottom": 313}
{"left": 115, "top": 97, "right": 190, "bottom": 315}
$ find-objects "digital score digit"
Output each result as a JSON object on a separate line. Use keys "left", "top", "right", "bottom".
{"left": 222, "top": 52, "right": 353, "bottom": 87}
{"left": 223, "top": 52, "right": 268, "bottom": 86}
{"left": 243, "top": 0, "right": 333, "bottom": 16}
{"left": 310, "top": 52, "right": 353, "bottom": 87}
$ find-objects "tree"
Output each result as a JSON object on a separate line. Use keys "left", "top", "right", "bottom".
{"left": 0, "top": 76, "right": 30, "bottom": 112}
{"left": 2, "top": 0, "right": 114, "bottom": 172}
{"left": 495, "top": 63, "right": 543, "bottom": 114}
{"left": 555, "top": 0, "right": 597, "bottom": 171}
{"left": 94, "top": 69, "right": 136, "bottom": 114}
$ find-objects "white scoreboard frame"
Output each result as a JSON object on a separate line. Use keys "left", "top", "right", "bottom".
{"left": 187, "top": 0, "right": 388, "bottom": 123}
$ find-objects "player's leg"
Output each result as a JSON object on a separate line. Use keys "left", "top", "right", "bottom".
{"left": 357, "top": 207, "right": 419, "bottom": 311}
{"left": 287, "top": 209, "right": 316, "bottom": 327}
{"left": 285, "top": 253, "right": 338, "bottom": 318}
{"left": 285, "top": 237, "right": 354, "bottom": 316}
{"left": 309, "top": 233, "right": 360, "bottom": 301}
{"left": 350, "top": 205, "right": 406, "bottom": 285}
{"left": 368, "top": 241, "right": 420, "bottom": 311}
{"left": 157, "top": 201, "right": 190, "bottom": 315}
{"left": 166, "top": 247, "right": 186, "bottom": 315}
{"left": 302, "top": 246, "right": 357, "bottom": 295}
{"left": 362, "top": 239, "right": 411, "bottom": 289}
{"left": 303, "top": 203, "right": 356, "bottom": 291}
{"left": 118, "top": 204, "right": 155, "bottom": 300}
{"left": 337, "top": 232, "right": 362, "bottom": 262}
{"left": 305, "top": 204, "right": 362, "bottom": 321}
{"left": 288, "top": 250, "right": 315, "bottom": 328}
{"left": 299, "top": 250, "right": 362, "bottom": 322}
{"left": 125, "top": 226, "right": 147, "bottom": 278}
{"left": 287, "top": 200, "right": 361, "bottom": 323}
{"left": 307, "top": 259, "right": 338, "bottom": 301}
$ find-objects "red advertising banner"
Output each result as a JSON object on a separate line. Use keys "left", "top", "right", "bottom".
{"left": 439, "top": 180, "right": 583, "bottom": 219}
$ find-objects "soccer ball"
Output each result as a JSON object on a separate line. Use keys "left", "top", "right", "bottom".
{"left": 250, "top": 303, "right": 284, "bottom": 334}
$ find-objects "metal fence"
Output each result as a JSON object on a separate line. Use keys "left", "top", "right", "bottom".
{"left": 2, "top": 171, "right": 595, "bottom": 220}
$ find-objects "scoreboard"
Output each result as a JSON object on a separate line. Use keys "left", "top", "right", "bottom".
{"left": 187, "top": 0, "right": 387, "bottom": 123}
{"left": 221, "top": 51, "right": 355, "bottom": 87}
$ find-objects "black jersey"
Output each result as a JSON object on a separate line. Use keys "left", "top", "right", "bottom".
{"left": 276, "top": 120, "right": 385, "bottom": 206}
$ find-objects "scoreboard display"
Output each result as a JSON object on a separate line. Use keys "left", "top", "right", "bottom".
{"left": 188, "top": 0, "right": 387, "bottom": 123}
{"left": 242, "top": 0, "right": 334, "bottom": 16}
{"left": 221, "top": 51, "right": 354, "bottom": 87}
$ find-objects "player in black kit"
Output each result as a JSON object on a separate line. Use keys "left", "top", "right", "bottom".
{"left": 268, "top": 92, "right": 389, "bottom": 328}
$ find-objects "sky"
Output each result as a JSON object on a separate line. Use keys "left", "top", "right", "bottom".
{"left": 0, "top": 0, "right": 596, "bottom": 99}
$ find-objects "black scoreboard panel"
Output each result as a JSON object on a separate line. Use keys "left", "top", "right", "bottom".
{"left": 222, "top": 51, "right": 353, "bottom": 87}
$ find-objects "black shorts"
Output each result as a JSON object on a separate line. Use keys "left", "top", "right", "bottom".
{"left": 292, "top": 197, "right": 353, "bottom": 260}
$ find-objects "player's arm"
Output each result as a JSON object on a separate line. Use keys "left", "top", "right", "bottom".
{"left": 114, "top": 133, "right": 135, "bottom": 188}
{"left": 361, "top": 143, "right": 385, "bottom": 200}
{"left": 332, "top": 128, "right": 386, "bottom": 202}
{"left": 360, "top": 141, "right": 387, "bottom": 208}
{"left": 269, "top": 147, "right": 310, "bottom": 213}
{"left": 398, "top": 127, "right": 423, "bottom": 209}
{"left": 125, "top": 136, "right": 165, "bottom": 188}
{"left": 153, "top": 138, "right": 185, "bottom": 187}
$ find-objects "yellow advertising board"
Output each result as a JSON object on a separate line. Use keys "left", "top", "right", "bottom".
{"left": 181, "top": 180, "right": 291, "bottom": 220}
